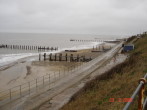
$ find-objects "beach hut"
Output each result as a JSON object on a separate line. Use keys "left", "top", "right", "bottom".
{"left": 123, "top": 44, "right": 134, "bottom": 52}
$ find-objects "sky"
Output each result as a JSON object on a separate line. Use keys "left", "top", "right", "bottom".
{"left": 0, "top": 0, "right": 147, "bottom": 36}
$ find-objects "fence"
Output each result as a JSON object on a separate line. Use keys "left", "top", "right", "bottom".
{"left": 0, "top": 62, "right": 84, "bottom": 107}
{"left": 123, "top": 73, "right": 147, "bottom": 110}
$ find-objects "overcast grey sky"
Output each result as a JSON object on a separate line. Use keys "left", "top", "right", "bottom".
{"left": 0, "top": 0, "right": 147, "bottom": 35}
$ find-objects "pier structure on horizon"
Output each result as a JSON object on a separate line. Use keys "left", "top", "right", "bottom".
{"left": 70, "top": 38, "right": 122, "bottom": 43}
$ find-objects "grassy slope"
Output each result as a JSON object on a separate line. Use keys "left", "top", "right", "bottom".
{"left": 60, "top": 35, "right": 147, "bottom": 110}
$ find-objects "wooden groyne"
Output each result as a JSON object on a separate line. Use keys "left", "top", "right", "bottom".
{"left": 39, "top": 53, "right": 92, "bottom": 62}
{"left": 0, "top": 44, "right": 58, "bottom": 51}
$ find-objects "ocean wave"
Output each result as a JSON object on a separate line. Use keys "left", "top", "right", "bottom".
{"left": 0, "top": 53, "right": 37, "bottom": 67}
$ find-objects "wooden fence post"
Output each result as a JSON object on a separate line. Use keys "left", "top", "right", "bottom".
{"left": 43, "top": 76, "right": 45, "bottom": 86}
{"left": 20, "top": 85, "right": 22, "bottom": 97}
{"left": 49, "top": 74, "right": 50, "bottom": 88}
{"left": 36, "top": 79, "right": 38, "bottom": 89}
{"left": 28, "top": 82, "right": 30, "bottom": 95}
{"left": 49, "top": 74, "right": 50, "bottom": 83}
{"left": 59, "top": 70, "right": 60, "bottom": 78}
{"left": 9, "top": 89, "right": 11, "bottom": 101}
{"left": 64, "top": 68, "right": 65, "bottom": 76}
{"left": 54, "top": 72, "right": 56, "bottom": 80}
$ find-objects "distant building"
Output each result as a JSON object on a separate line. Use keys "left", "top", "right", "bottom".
{"left": 123, "top": 44, "right": 134, "bottom": 52}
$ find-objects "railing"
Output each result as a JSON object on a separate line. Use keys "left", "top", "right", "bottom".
{"left": 123, "top": 73, "right": 147, "bottom": 110}
{"left": 0, "top": 62, "right": 84, "bottom": 107}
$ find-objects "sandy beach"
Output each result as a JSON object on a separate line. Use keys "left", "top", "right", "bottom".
{"left": 0, "top": 43, "right": 114, "bottom": 91}
{"left": 0, "top": 42, "right": 118, "bottom": 110}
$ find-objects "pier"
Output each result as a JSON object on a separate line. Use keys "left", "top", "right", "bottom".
{"left": 70, "top": 39, "right": 121, "bottom": 43}
{"left": 70, "top": 39, "right": 104, "bottom": 42}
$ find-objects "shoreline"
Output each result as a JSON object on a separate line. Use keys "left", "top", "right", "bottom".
{"left": 0, "top": 42, "right": 114, "bottom": 72}
{"left": 0, "top": 41, "right": 116, "bottom": 70}
{"left": 0, "top": 43, "right": 113, "bottom": 91}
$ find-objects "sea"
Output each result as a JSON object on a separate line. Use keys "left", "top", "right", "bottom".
{"left": 0, "top": 33, "right": 123, "bottom": 67}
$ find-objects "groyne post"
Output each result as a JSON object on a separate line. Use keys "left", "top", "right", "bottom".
{"left": 102, "top": 45, "right": 104, "bottom": 50}
{"left": 49, "top": 53, "right": 52, "bottom": 61}
{"left": 70, "top": 54, "right": 73, "bottom": 62}
{"left": 44, "top": 53, "right": 46, "bottom": 61}
{"left": 39, "top": 54, "right": 41, "bottom": 61}
{"left": 65, "top": 53, "right": 68, "bottom": 61}
{"left": 77, "top": 54, "right": 79, "bottom": 62}
{"left": 55, "top": 54, "right": 57, "bottom": 61}
{"left": 59, "top": 53, "right": 62, "bottom": 61}
{"left": 51, "top": 47, "right": 53, "bottom": 51}
{"left": 83, "top": 56, "right": 85, "bottom": 62}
